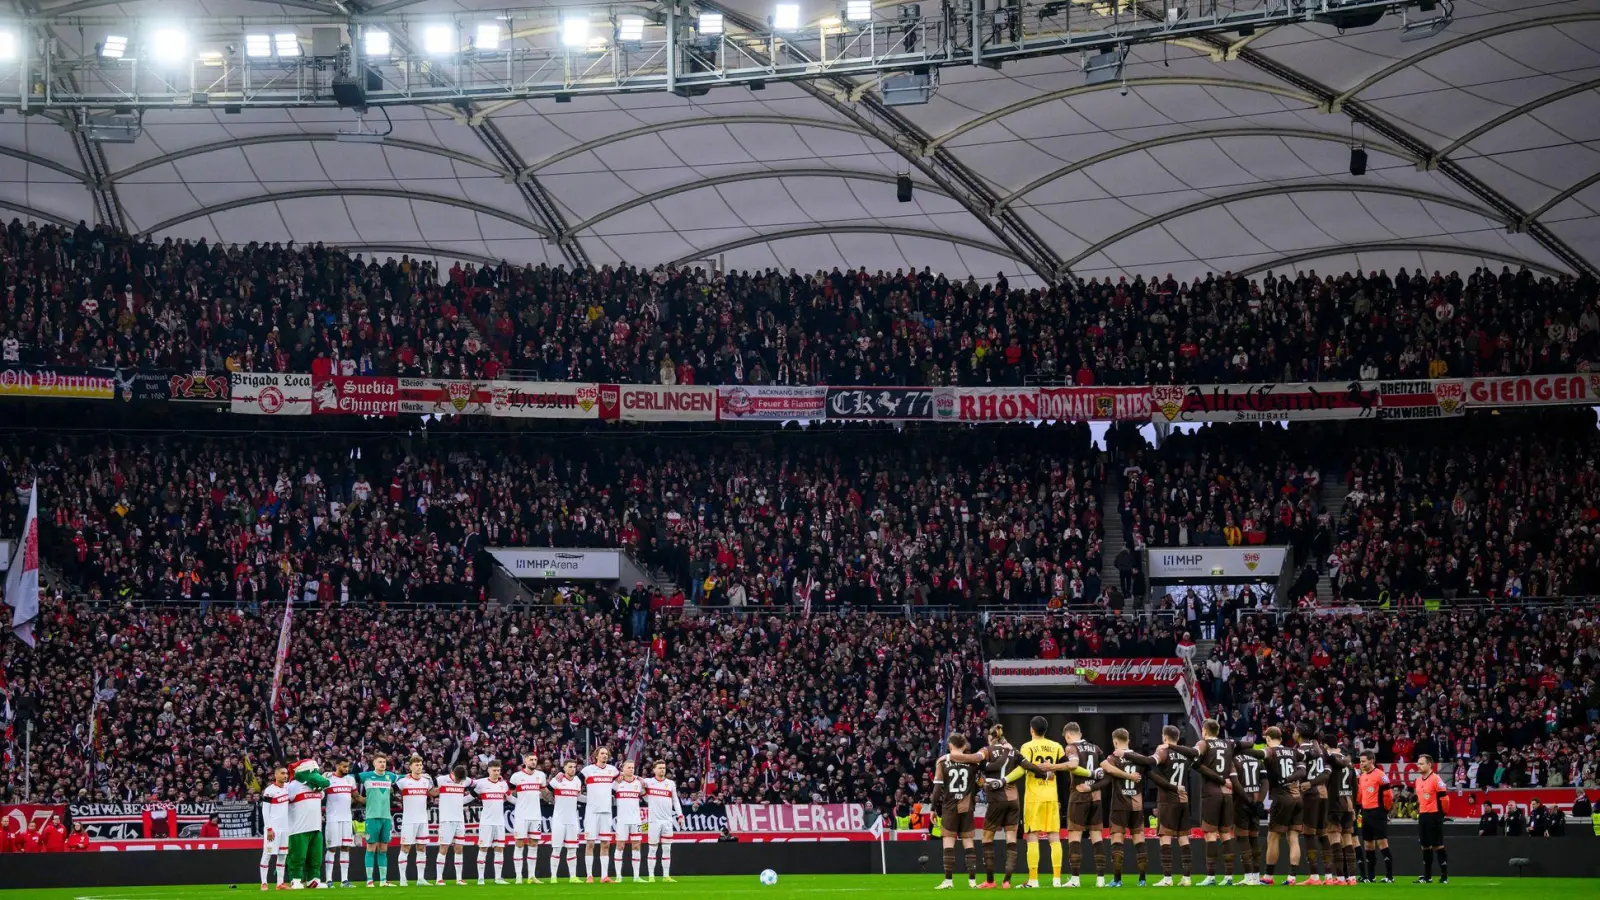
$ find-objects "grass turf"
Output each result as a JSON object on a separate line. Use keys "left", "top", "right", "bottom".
{"left": 3, "top": 877, "right": 1588, "bottom": 900}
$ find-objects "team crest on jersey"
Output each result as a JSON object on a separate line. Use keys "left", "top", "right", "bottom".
{"left": 1151, "top": 384, "right": 1184, "bottom": 422}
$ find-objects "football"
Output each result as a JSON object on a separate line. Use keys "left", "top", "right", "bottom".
{"left": 759, "top": 869, "right": 780, "bottom": 886}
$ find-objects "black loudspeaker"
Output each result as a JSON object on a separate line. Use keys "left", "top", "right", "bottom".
{"left": 331, "top": 76, "right": 367, "bottom": 109}
{"left": 896, "top": 175, "right": 913, "bottom": 203}
{"left": 1349, "top": 147, "right": 1368, "bottom": 176}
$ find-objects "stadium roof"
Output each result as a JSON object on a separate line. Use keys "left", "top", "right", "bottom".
{"left": 4, "top": 0, "right": 1598, "bottom": 284}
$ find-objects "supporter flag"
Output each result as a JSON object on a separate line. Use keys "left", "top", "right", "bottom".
{"left": 4, "top": 478, "right": 39, "bottom": 647}
{"left": 268, "top": 595, "right": 295, "bottom": 711}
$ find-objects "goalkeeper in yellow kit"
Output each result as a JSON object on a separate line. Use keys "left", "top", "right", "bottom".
{"left": 1007, "top": 716, "right": 1093, "bottom": 888}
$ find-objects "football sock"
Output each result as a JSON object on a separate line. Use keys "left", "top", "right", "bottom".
{"left": 1069, "top": 840, "right": 1083, "bottom": 876}
{"left": 1027, "top": 840, "right": 1040, "bottom": 881}
{"left": 1093, "top": 840, "right": 1105, "bottom": 876}
{"left": 1004, "top": 841, "right": 1018, "bottom": 882}
{"left": 985, "top": 845, "right": 996, "bottom": 882}
{"left": 261, "top": 851, "right": 274, "bottom": 885}
{"left": 966, "top": 846, "right": 979, "bottom": 881}
{"left": 1160, "top": 843, "right": 1173, "bottom": 876}
{"left": 1181, "top": 842, "right": 1192, "bottom": 876}
{"left": 1112, "top": 844, "right": 1124, "bottom": 880}
{"left": 1051, "top": 841, "right": 1062, "bottom": 880}
{"left": 1423, "top": 848, "right": 1434, "bottom": 879}
{"left": 944, "top": 847, "right": 956, "bottom": 880}
{"left": 1205, "top": 840, "right": 1217, "bottom": 875}
{"left": 1382, "top": 847, "right": 1393, "bottom": 879}
{"left": 1436, "top": 848, "right": 1448, "bottom": 879}
{"left": 661, "top": 843, "right": 672, "bottom": 877}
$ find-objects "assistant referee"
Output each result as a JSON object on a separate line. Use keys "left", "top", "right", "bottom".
{"left": 1413, "top": 756, "right": 1449, "bottom": 884}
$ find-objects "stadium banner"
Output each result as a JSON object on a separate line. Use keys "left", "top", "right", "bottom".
{"left": 229, "top": 372, "right": 312, "bottom": 416}
{"left": 932, "top": 386, "right": 1034, "bottom": 422}
{"left": 1149, "top": 381, "right": 1378, "bottom": 422}
{"left": 1465, "top": 373, "right": 1598, "bottom": 408}
{"left": 113, "top": 370, "right": 172, "bottom": 403}
{"left": 726, "top": 803, "right": 867, "bottom": 834}
{"left": 1040, "top": 386, "right": 1151, "bottom": 421}
{"left": 1445, "top": 788, "right": 1585, "bottom": 819}
{"left": 68, "top": 802, "right": 216, "bottom": 840}
{"left": 1377, "top": 380, "right": 1465, "bottom": 420}
{"left": 932, "top": 386, "right": 1152, "bottom": 422}
{"left": 487, "top": 547, "right": 622, "bottom": 580}
{"left": 986, "top": 658, "right": 1188, "bottom": 688}
{"left": 483, "top": 381, "right": 601, "bottom": 419}
{"left": 312, "top": 376, "right": 399, "bottom": 417}
{"left": 717, "top": 384, "right": 828, "bottom": 421}
{"left": 0, "top": 365, "right": 117, "bottom": 400}
{"left": 1147, "top": 546, "right": 1288, "bottom": 580}
{"left": 214, "top": 800, "right": 256, "bottom": 837}
{"left": 824, "top": 387, "right": 934, "bottom": 421}
{"left": 2, "top": 803, "right": 63, "bottom": 835}
{"left": 166, "top": 371, "right": 231, "bottom": 403}
{"left": 396, "top": 378, "right": 493, "bottom": 416}
{"left": 597, "top": 384, "right": 718, "bottom": 422}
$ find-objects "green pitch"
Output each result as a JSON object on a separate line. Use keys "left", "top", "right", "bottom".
{"left": 1, "top": 877, "right": 1590, "bottom": 900}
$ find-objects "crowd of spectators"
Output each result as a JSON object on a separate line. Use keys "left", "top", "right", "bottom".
{"left": 3, "top": 219, "right": 1598, "bottom": 386}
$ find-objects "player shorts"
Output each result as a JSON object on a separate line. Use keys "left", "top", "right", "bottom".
{"left": 1358, "top": 807, "right": 1387, "bottom": 842}
{"left": 400, "top": 820, "right": 429, "bottom": 846}
{"left": 1065, "top": 798, "right": 1101, "bottom": 831}
{"left": 436, "top": 820, "right": 467, "bottom": 846}
{"left": 1200, "top": 795, "right": 1233, "bottom": 831}
{"left": 365, "top": 818, "right": 393, "bottom": 846}
{"left": 1417, "top": 812, "right": 1443, "bottom": 847}
{"left": 1233, "top": 798, "right": 1261, "bottom": 834}
{"left": 1300, "top": 793, "right": 1326, "bottom": 832}
{"left": 1023, "top": 800, "right": 1061, "bottom": 835}
{"left": 263, "top": 830, "right": 289, "bottom": 854}
{"left": 647, "top": 819, "right": 675, "bottom": 843}
{"left": 583, "top": 810, "right": 614, "bottom": 841}
{"left": 1107, "top": 805, "right": 1142, "bottom": 834}
{"left": 325, "top": 819, "right": 354, "bottom": 847}
{"left": 1268, "top": 794, "right": 1302, "bottom": 830}
{"left": 941, "top": 801, "right": 976, "bottom": 836}
{"left": 1156, "top": 800, "right": 1187, "bottom": 834}
{"left": 986, "top": 798, "right": 1021, "bottom": 830}
{"left": 513, "top": 816, "right": 543, "bottom": 840}
{"left": 551, "top": 819, "right": 582, "bottom": 848}
{"left": 1333, "top": 804, "right": 1355, "bottom": 836}
{"left": 479, "top": 819, "right": 507, "bottom": 847}
{"left": 614, "top": 819, "right": 642, "bottom": 841}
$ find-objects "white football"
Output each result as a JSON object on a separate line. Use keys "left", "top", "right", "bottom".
{"left": 759, "top": 869, "right": 779, "bottom": 886}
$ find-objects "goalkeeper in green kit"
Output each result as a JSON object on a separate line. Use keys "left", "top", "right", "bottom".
{"left": 358, "top": 754, "right": 400, "bottom": 887}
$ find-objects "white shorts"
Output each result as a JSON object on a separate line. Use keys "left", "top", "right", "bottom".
{"left": 583, "top": 811, "right": 613, "bottom": 841}
{"left": 400, "top": 820, "right": 429, "bottom": 846}
{"left": 513, "top": 817, "right": 543, "bottom": 840}
{"left": 437, "top": 820, "right": 467, "bottom": 847}
{"left": 647, "top": 819, "right": 675, "bottom": 843}
{"left": 613, "top": 820, "right": 642, "bottom": 841}
{"left": 478, "top": 820, "right": 507, "bottom": 847}
{"left": 551, "top": 819, "right": 582, "bottom": 848}
{"left": 325, "top": 819, "right": 354, "bottom": 847}
{"left": 264, "top": 831, "right": 289, "bottom": 854}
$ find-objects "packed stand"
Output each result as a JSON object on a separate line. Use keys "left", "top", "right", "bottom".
{"left": 0, "top": 593, "right": 986, "bottom": 811}
{"left": 2, "top": 219, "right": 1597, "bottom": 385}
{"left": 1329, "top": 415, "right": 1600, "bottom": 603}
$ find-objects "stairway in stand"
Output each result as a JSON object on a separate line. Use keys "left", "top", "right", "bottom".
{"left": 1101, "top": 477, "right": 1126, "bottom": 608}
{"left": 1316, "top": 475, "right": 1350, "bottom": 606}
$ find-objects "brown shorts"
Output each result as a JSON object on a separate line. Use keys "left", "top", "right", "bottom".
{"left": 1234, "top": 796, "right": 1261, "bottom": 834}
{"left": 1329, "top": 804, "right": 1355, "bottom": 835}
{"left": 1268, "top": 794, "right": 1302, "bottom": 830}
{"left": 1201, "top": 795, "right": 1234, "bottom": 830}
{"left": 985, "top": 798, "right": 1020, "bottom": 830}
{"left": 943, "top": 802, "right": 976, "bottom": 836}
{"left": 1107, "top": 804, "right": 1143, "bottom": 834}
{"left": 1300, "top": 794, "right": 1325, "bottom": 832}
{"left": 1066, "top": 798, "right": 1102, "bottom": 831}
{"left": 1156, "top": 800, "right": 1187, "bottom": 833}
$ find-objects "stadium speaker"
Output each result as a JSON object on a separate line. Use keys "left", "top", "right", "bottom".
{"left": 897, "top": 174, "right": 913, "bottom": 203}
{"left": 1349, "top": 147, "right": 1368, "bottom": 177}
{"left": 331, "top": 75, "right": 367, "bottom": 109}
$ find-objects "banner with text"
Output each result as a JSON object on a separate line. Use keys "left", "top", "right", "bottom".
{"left": 313, "top": 376, "right": 399, "bottom": 417}
{"left": 167, "top": 371, "right": 232, "bottom": 403}
{"left": 717, "top": 385, "right": 829, "bottom": 421}
{"left": 1378, "top": 380, "right": 1465, "bottom": 420}
{"left": 0, "top": 366, "right": 117, "bottom": 400}
{"left": 1151, "top": 382, "right": 1378, "bottom": 423}
{"left": 230, "top": 373, "right": 312, "bottom": 416}
{"left": 726, "top": 803, "right": 867, "bottom": 834}
{"left": 1, "top": 803, "right": 64, "bottom": 836}
{"left": 398, "top": 378, "right": 493, "bottom": 416}
{"left": 487, "top": 381, "right": 602, "bottom": 419}
{"left": 987, "top": 657, "right": 1189, "bottom": 688}
{"left": 598, "top": 384, "right": 718, "bottom": 422}
{"left": 824, "top": 387, "right": 934, "bottom": 421}
{"left": 1466, "top": 374, "right": 1598, "bottom": 409}
{"left": 68, "top": 802, "right": 217, "bottom": 840}
{"left": 933, "top": 386, "right": 1152, "bottom": 422}
{"left": 1147, "top": 546, "right": 1288, "bottom": 580}
{"left": 487, "top": 548, "right": 622, "bottom": 580}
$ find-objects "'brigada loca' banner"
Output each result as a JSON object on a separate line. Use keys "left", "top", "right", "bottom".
{"left": 825, "top": 387, "right": 934, "bottom": 420}
{"left": 0, "top": 366, "right": 117, "bottom": 400}
{"left": 230, "top": 372, "right": 312, "bottom": 416}
{"left": 1151, "top": 382, "right": 1379, "bottom": 422}
{"left": 726, "top": 803, "right": 867, "bottom": 834}
{"left": 986, "top": 657, "right": 1188, "bottom": 688}
{"left": 718, "top": 385, "right": 828, "bottom": 421}
{"left": 598, "top": 384, "right": 717, "bottom": 422}
{"left": 313, "top": 376, "right": 399, "bottom": 417}
{"left": 933, "top": 386, "right": 1150, "bottom": 422}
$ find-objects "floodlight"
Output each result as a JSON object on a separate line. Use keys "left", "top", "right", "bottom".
{"left": 363, "top": 29, "right": 390, "bottom": 57}
{"left": 1082, "top": 45, "right": 1127, "bottom": 85}
{"left": 0, "top": 31, "right": 17, "bottom": 60}
{"left": 561, "top": 15, "right": 590, "bottom": 48}
{"left": 845, "top": 0, "right": 872, "bottom": 22}
{"left": 617, "top": 15, "right": 645, "bottom": 42}
{"left": 245, "top": 33, "right": 272, "bottom": 57}
{"left": 773, "top": 4, "right": 801, "bottom": 30}
{"left": 275, "top": 33, "right": 300, "bottom": 57}
{"left": 149, "top": 28, "right": 188, "bottom": 65}
{"left": 475, "top": 22, "right": 502, "bottom": 49}
{"left": 423, "top": 24, "right": 454, "bottom": 55}
{"left": 698, "top": 12, "right": 724, "bottom": 35}
{"left": 100, "top": 35, "right": 128, "bottom": 59}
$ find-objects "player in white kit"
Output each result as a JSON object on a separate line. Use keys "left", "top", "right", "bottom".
{"left": 396, "top": 757, "right": 435, "bottom": 886}
{"left": 548, "top": 760, "right": 585, "bottom": 883}
{"left": 471, "top": 761, "right": 512, "bottom": 884}
{"left": 643, "top": 761, "right": 685, "bottom": 883}
{"left": 612, "top": 760, "right": 646, "bottom": 882}
{"left": 581, "top": 747, "right": 620, "bottom": 882}
{"left": 261, "top": 766, "right": 291, "bottom": 890}
{"left": 432, "top": 765, "right": 473, "bottom": 885}
{"left": 509, "top": 753, "right": 549, "bottom": 884}
{"left": 322, "top": 759, "right": 358, "bottom": 887}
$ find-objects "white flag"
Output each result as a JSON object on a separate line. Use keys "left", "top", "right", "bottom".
{"left": 269, "top": 595, "right": 295, "bottom": 711}
{"left": 4, "top": 478, "right": 39, "bottom": 647}
{"left": 868, "top": 813, "right": 884, "bottom": 838}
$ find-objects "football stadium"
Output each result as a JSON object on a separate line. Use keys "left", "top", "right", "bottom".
{"left": 0, "top": 0, "right": 1598, "bottom": 897}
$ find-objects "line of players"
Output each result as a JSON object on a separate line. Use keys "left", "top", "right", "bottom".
{"left": 931, "top": 717, "right": 1451, "bottom": 889}
{"left": 260, "top": 747, "right": 686, "bottom": 889}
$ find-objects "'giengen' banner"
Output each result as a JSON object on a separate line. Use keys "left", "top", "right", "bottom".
{"left": 718, "top": 385, "right": 828, "bottom": 421}
{"left": 1150, "top": 382, "right": 1378, "bottom": 422}
{"left": 1466, "top": 374, "right": 1598, "bottom": 408}
{"left": 313, "top": 376, "right": 398, "bottom": 417}
{"left": 230, "top": 373, "right": 312, "bottom": 416}
{"left": 598, "top": 384, "right": 718, "bottom": 422}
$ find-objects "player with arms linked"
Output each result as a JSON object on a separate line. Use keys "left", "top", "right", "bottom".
{"left": 1100, "top": 728, "right": 1153, "bottom": 887}
{"left": 945, "top": 725, "right": 1024, "bottom": 888}
{"left": 1192, "top": 719, "right": 1237, "bottom": 885}
{"left": 932, "top": 734, "right": 982, "bottom": 889}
